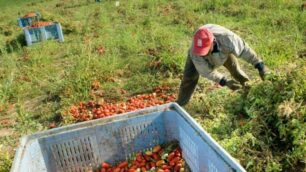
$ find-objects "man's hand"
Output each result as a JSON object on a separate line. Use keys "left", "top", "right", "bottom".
{"left": 219, "top": 77, "right": 241, "bottom": 90}
{"left": 259, "top": 69, "right": 266, "bottom": 80}
{"left": 255, "top": 62, "right": 266, "bottom": 80}
{"left": 226, "top": 79, "right": 241, "bottom": 90}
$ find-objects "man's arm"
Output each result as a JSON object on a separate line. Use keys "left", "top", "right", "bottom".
{"left": 229, "top": 34, "right": 262, "bottom": 65}
{"left": 228, "top": 34, "right": 267, "bottom": 80}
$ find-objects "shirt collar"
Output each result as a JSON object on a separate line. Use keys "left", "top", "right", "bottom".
{"left": 211, "top": 39, "right": 220, "bottom": 53}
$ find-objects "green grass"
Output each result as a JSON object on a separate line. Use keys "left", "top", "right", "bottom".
{"left": 0, "top": 0, "right": 39, "bottom": 10}
{"left": 0, "top": 0, "right": 305, "bottom": 171}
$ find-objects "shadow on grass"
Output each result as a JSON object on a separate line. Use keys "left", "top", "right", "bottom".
{"left": 5, "top": 33, "right": 26, "bottom": 53}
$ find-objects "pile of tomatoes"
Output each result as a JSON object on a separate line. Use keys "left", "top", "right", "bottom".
{"left": 30, "top": 21, "right": 53, "bottom": 28}
{"left": 23, "top": 12, "right": 37, "bottom": 18}
{"left": 98, "top": 144, "right": 187, "bottom": 172}
{"left": 69, "top": 86, "right": 177, "bottom": 122}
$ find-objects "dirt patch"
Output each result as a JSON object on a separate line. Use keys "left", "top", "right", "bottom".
{"left": 5, "top": 95, "right": 47, "bottom": 116}
{"left": 0, "top": 118, "right": 16, "bottom": 127}
{"left": 0, "top": 128, "right": 14, "bottom": 137}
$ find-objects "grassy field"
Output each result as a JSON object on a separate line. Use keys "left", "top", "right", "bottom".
{"left": 0, "top": 0, "right": 305, "bottom": 171}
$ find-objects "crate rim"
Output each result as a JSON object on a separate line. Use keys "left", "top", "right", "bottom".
{"left": 11, "top": 102, "right": 246, "bottom": 172}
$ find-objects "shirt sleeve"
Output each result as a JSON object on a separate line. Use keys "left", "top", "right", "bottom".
{"left": 229, "top": 34, "right": 263, "bottom": 66}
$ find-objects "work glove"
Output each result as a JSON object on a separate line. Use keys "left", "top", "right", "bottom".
{"left": 219, "top": 78, "right": 241, "bottom": 91}
{"left": 242, "top": 81, "right": 251, "bottom": 90}
{"left": 255, "top": 62, "right": 266, "bottom": 80}
{"left": 226, "top": 79, "right": 242, "bottom": 90}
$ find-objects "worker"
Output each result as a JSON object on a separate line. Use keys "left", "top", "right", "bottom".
{"left": 176, "top": 24, "right": 267, "bottom": 106}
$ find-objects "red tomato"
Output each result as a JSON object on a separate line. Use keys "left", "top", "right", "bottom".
{"left": 139, "top": 161, "right": 146, "bottom": 168}
{"left": 141, "top": 167, "right": 147, "bottom": 172}
{"left": 102, "top": 162, "right": 111, "bottom": 168}
{"left": 169, "top": 161, "right": 175, "bottom": 167}
{"left": 175, "top": 152, "right": 181, "bottom": 157}
{"left": 152, "top": 153, "right": 159, "bottom": 161}
{"left": 156, "top": 160, "right": 165, "bottom": 167}
{"left": 130, "top": 165, "right": 137, "bottom": 169}
{"left": 136, "top": 153, "right": 143, "bottom": 162}
{"left": 170, "top": 157, "right": 180, "bottom": 164}
{"left": 113, "top": 167, "right": 121, "bottom": 172}
{"left": 162, "top": 164, "right": 170, "bottom": 169}
{"left": 118, "top": 161, "right": 128, "bottom": 168}
{"left": 174, "top": 163, "right": 183, "bottom": 172}
{"left": 168, "top": 152, "right": 175, "bottom": 161}
{"left": 128, "top": 168, "right": 136, "bottom": 172}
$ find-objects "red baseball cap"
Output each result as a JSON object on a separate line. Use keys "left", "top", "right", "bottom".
{"left": 192, "top": 27, "right": 214, "bottom": 56}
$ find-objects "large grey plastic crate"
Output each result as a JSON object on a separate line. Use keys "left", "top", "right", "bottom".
{"left": 11, "top": 103, "right": 246, "bottom": 172}
{"left": 23, "top": 22, "right": 64, "bottom": 46}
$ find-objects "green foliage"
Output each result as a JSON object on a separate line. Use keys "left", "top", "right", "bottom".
{"left": 14, "top": 104, "right": 44, "bottom": 134}
{"left": 242, "top": 65, "right": 306, "bottom": 171}
{"left": 0, "top": 150, "right": 12, "bottom": 172}
{"left": 194, "top": 63, "right": 305, "bottom": 171}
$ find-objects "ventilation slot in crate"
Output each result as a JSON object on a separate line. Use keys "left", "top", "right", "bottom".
{"left": 50, "top": 136, "right": 95, "bottom": 172}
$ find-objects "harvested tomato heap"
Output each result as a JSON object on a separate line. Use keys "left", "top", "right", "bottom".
{"left": 23, "top": 12, "right": 37, "bottom": 18}
{"left": 99, "top": 144, "right": 187, "bottom": 172}
{"left": 69, "top": 86, "right": 177, "bottom": 122}
{"left": 30, "top": 21, "right": 53, "bottom": 28}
